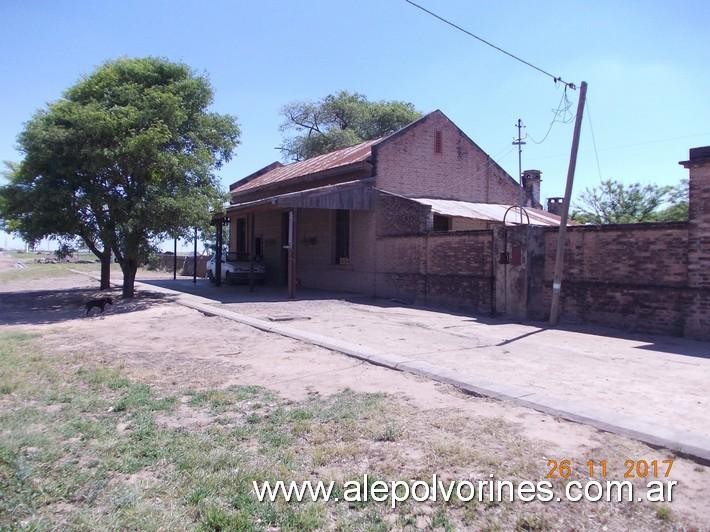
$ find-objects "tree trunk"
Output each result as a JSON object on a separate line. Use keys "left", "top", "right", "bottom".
{"left": 121, "top": 259, "right": 138, "bottom": 298}
{"left": 81, "top": 235, "right": 113, "bottom": 291}
{"left": 100, "top": 248, "right": 111, "bottom": 290}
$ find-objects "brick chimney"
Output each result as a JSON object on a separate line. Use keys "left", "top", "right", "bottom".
{"left": 547, "top": 197, "right": 564, "bottom": 216}
{"left": 679, "top": 146, "right": 710, "bottom": 339}
{"left": 522, "top": 169, "right": 542, "bottom": 209}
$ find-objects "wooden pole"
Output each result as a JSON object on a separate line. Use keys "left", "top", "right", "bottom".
{"left": 193, "top": 227, "right": 198, "bottom": 285}
{"left": 215, "top": 220, "right": 222, "bottom": 287}
{"left": 173, "top": 237, "right": 177, "bottom": 280}
{"left": 287, "top": 209, "right": 295, "bottom": 299}
{"left": 248, "top": 212, "right": 255, "bottom": 292}
{"left": 549, "top": 81, "right": 587, "bottom": 326}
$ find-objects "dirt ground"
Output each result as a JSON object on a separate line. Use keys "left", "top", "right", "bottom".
{"left": 1, "top": 259, "right": 709, "bottom": 529}
{"left": 172, "top": 284, "right": 710, "bottom": 444}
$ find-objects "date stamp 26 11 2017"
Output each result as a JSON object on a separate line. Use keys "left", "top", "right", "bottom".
{"left": 546, "top": 458, "right": 674, "bottom": 479}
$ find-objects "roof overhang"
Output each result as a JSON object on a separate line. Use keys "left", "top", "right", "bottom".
{"left": 229, "top": 160, "right": 373, "bottom": 202}
{"left": 225, "top": 179, "right": 376, "bottom": 214}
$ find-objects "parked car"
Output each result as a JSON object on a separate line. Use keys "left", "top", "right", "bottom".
{"left": 206, "top": 252, "right": 266, "bottom": 284}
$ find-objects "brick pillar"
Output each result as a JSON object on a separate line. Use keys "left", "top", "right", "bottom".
{"left": 680, "top": 146, "right": 710, "bottom": 339}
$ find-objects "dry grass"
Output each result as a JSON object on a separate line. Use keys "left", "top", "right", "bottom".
{"left": 0, "top": 330, "right": 691, "bottom": 531}
{"left": 0, "top": 252, "right": 114, "bottom": 283}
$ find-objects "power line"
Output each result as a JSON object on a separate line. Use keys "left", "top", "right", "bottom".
{"left": 404, "top": 0, "right": 576, "bottom": 90}
{"left": 528, "top": 86, "right": 575, "bottom": 145}
{"left": 532, "top": 132, "right": 710, "bottom": 162}
{"left": 492, "top": 145, "right": 515, "bottom": 161}
{"left": 585, "top": 97, "right": 603, "bottom": 182}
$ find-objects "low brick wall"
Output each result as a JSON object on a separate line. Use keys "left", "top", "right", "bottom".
{"left": 376, "top": 220, "right": 706, "bottom": 339}
{"left": 375, "top": 230, "right": 494, "bottom": 313}
{"left": 149, "top": 253, "right": 208, "bottom": 277}
{"left": 541, "top": 222, "right": 694, "bottom": 335}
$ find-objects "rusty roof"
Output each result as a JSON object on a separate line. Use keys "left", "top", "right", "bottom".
{"left": 230, "top": 138, "right": 380, "bottom": 195}
{"left": 408, "top": 198, "right": 565, "bottom": 226}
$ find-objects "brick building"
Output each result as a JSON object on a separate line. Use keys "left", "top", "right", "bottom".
{"left": 214, "top": 110, "right": 560, "bottom": 298}
{"left": 212, "top": 110, "right": 709, "bottom": 340}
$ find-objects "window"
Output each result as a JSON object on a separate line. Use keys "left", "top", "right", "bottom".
{"left": 334, "top": 209, "right": 350, "bottom": 264}
{"left": 434, "top": 130, "right": 442, "bottom": 154}
{"left": 433, "top": 214, "right": 451, "bottom": 231}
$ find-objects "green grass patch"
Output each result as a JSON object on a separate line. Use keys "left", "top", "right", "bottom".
{"left": 0, "top": 330, "right": 680, "bottom": 531}
{"left": 112, "top": 383, "right": 175, "bottom": 413}
{"left": 0, "top": 331, "right": 398, "bottom": 530}
{"left": 0, "top": 256, "right": 114, "bottom": 282}
{"left": 190, "top": 385, "right": 271, "bottom": 412}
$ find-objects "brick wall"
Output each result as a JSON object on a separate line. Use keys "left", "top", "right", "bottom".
{"left": 683, "top": 149, "right": 710, "bottom": 338}
{"left": 228, "top": 207, "right": 378, "bottom": 292}
{"left": 250, "top": 210, "right": 284, "bottom": 284}
{"left": 375, "top": 193, "right": 431, "bottom": 236}
{"left": 296, "top": 208, "right": 377, "bottom": 294}
{"left": 540, "top": 223, "right": 691, "bottom": 335}
{"left": 375, "top": 231, "right": 494, "bottom": 313}
{"left": 452, "top": 217, "right": 494, "bottom": 231}
{"left": 373, "top": 110, "right": 524, "bottom": 204}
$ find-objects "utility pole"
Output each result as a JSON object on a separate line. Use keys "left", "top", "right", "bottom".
{"left": 512, "top": 118, "right": 526, "bottom": 222}
{"left": 512, "top": 118, "right": 526, "bottom": 186}
{"left": 193, "top": 227, "right": 198, "bottom": 285}
{"left": 549, "top": 81, "right": 588, "bottom": 326}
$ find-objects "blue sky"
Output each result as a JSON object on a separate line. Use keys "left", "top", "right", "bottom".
{"left": 1, "top": 0, "right": 708, "bottom": 250}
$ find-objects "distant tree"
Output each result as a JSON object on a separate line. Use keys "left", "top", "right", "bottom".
{"left": 654, "top": 179, "right": 689, "bottom": 221}
{"left": 1, "top": 161, "right": 115, "bottom": 288}
{"left": 571, "top": 179, "right": 688, "bottom": 224}
{"left": 0, "top": 58, "right": 240, "bottom": 297}
{"left": 279, "top": 91, "right": 421, "bottom": 161}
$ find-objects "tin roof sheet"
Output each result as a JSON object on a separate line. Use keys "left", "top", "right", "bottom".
{"left": 230, "top": 138, "right": 379, "bottom": 195}
{"left": 409, "top": 198, "right": 563, "bottom": 226}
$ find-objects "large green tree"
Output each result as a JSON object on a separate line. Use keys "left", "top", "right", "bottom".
{"left": 0, "top": 57, "right": 240, "bottom": 297}
{"left": 279, "top": 91, "right": 421, "bottom": 161}
{"left": 571, "top": 179, "right": 688, "bottom": 224}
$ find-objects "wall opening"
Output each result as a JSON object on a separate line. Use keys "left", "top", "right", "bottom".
{"left": 334, "top": 209, "right": 350, "bottom": 264}
{"left": 432, "top": 214, "right": 451, "bottom": 231}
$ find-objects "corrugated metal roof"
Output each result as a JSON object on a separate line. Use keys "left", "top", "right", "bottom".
{"left": 225, "top": 180, "right": 374, "bottom": 213}
{"left": 409, "top": 198, "right": 563, "bottom": 226}
{"left": 230, "top": 138, "right": 380, "bottom": 195}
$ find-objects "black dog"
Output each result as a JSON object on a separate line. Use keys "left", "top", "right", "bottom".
{"left": 85, "top": 297, "right": 113, "bottom": 316}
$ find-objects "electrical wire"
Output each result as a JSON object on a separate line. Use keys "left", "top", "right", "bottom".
{"left": 527, "top": 87, "right": 575, "bottom": 145}
{"left": 404, "top": 0, "right": 576, "bottom": 90}
{"left": 492, "top": 144, "right": 515, "bottom": 161}
{"left": 585, "top": 97, "right": 603, "bottom": 182}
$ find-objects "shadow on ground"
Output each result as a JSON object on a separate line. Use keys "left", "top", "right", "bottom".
{"left": 140, "top": 277, "right": 492, "bottom": 314}
{"left": 496, "top": 320, "right": 710, "bottom": 360}
{"left": 0, "top": 287, "right": 176, "bottom": 326}
{"left": 138, "top": 278, "right": 367, "bottom": 304}
{"left": 139, "top": 277, "right": 710, "bottom": 360}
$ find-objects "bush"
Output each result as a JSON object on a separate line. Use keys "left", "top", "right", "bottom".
{"left": 145, "top": 254, "right": 162, "bottom": 271}
{"left": 55, "top": 243, "right": 75, "bottom": 261}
